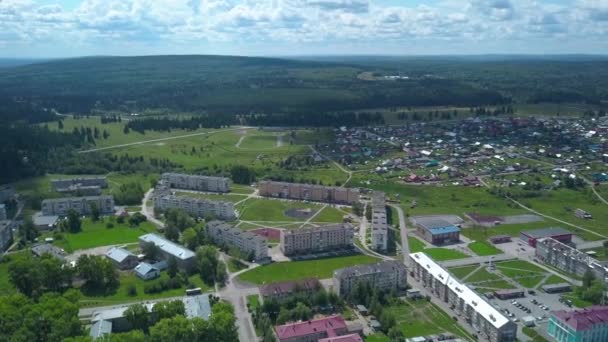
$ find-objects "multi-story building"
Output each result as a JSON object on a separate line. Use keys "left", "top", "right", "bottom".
{"left": 258, "top": 181, "right": 360, "bottom": 204}
{"left": 536, "top": 237, "right": 608, "bottom": 283}
{"left": 206, "top": 221, "right": 268, "bottom": 261}
{"left": 260, "top": 278, "right": 321, "bottom": 302}
{"left": 51, "top": 177, "right": 107, "bottom": 195}
{"left": 520, "top": 227, "right": 572, "bottom": 247}
{"left": 414, "top": 217, "right": 460, "bottom": 245}
{"left": 280, "top": 223, "right": 354, "bottom": 256}
{"left": 0, "top": 204, "right": 6, "bottom": 221}
{"left": 41, "top": 195, "right": 115, "bottom": 216}
{"left": 153, "top": 195, "right": 235, "bottom": 220}
{"left": 333, "top": 260, "right": 407, "bottom": 297}
{"left": 274, "top": 315, "right": 351, "bottom": 342}
{"left": 161, "top": 173, "right": 230, "bottom": 193}
{"left": 0, "top": 220, "right": 13, "bottom": 252}
{"left": 370, "top": 191, "right": 388, "bottom": 251}
{"left": 548, "top": 306, "right": 608, "bottom": 342}
{"left": 139, "top": 234, "right": 196, "bottom": 271}
{"left": 409, "top": 252, "right": 517, "bottom": 342}
{"left": 0, "top": 185, "right": 16, "bottom": 203}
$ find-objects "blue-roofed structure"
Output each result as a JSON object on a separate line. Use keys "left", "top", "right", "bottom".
{"left": 139, "top": 233, "right": 196, "bottom": 271}
{"left": 90, "top": 319, "right": 112, "bottom": 340}
{"left": 134, "top": 262, "right": 160, "bottom": 280}
{"left": 414, "top": 217, "right": 461, "bottom": 245}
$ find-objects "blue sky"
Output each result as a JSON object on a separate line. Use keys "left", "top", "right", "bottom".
{"left": 1, "top": 0, "right": 607, "bottom": 57}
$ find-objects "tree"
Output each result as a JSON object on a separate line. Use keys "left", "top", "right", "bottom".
{"left": 230, "top": 165, "right": 256, "bottom": 184}
{"left": 40, "top": 254, "right": 72, "bottom": 292}
{"left": 583, "top": 270, "right": 595, "bottom": 289}
{"left": 90, "top": 202, "right": 100, "bottom": 222}
{"left": 142, "top": 242, "right": 161, "bottom": 260}
{"left": 152, "top": 300, "right": 185, "bottom": 322}
{"left": 215, "top": 261, "right": 228, "bottom": 285}
{"left": 167, "top": 256, "right": 178, "bottom": 278}
{"left": 124, "top": 303, "right": 151, "bottom": 333}
{"left": 76, "top": 255, "right": 119, "bottom": 293}
{"left": 164, "top": 224, "right": 180, "bottom": 242}
{"left": 8, "top": 255, "right": 42, "bottom": 297}
{"left": 149, "top": 315, "right": 195, "bottom": 341}
{"left": 196, "top": 246, "right": 219, "bottom": 285}
{"left": 63, "top": 209, "right": 82, "bottom": 233}
{"left": 58, "top": 120, "right": 64, "bottom": 130}
{"left": 182, "top": 227, "right": 199, "bottom": 250}
{"left": 19, "top": 217, "right": 39, "bottom": 243}
{"left": 98, "top": 330, "right": 146, "bottom": 342}
{"left": 388, "top": 326, "right": 404, "bottom": 342}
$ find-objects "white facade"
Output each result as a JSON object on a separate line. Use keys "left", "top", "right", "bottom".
{"left": 161, "top": 173, "right": 230, "bottom": 193}
{"left": 154, "top": 195, "right": 236, "bottom": 220}
{"left": 280, "top": 223, "right": 354, "bottom": 256}
{"left": 206, "top": 221, "right": 268, "bottom": 261}
{"left": 370, "top": 191, "right": 388, "bottom": 252}
{"left": 333, "top": 260, "right": 407, "bottom": 296}
{"left": 41, "top": 195, "right": 115, "bottom": 216}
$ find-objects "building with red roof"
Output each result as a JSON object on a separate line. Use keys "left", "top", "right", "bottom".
{"left": 259, "top": 278, "right": 321, "bottom": 302}
{"left": 274, "top": 315, "right": 349, "bottom": 342}
{"left": 548, "top": 306, "right": 608, "bottom": 342}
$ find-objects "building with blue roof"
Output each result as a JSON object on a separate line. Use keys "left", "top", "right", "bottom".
{"left": 413, "top": 217, "right": 461, "bottom": 245}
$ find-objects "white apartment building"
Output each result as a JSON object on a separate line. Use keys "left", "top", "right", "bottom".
{"left": 370, "top": 191, "right": 388, "bottom": 252}
{"left": 206, "top": 221, "right": 268, "bottom": 261}
{"left": 153, "top": 195, "right": 235, "bottom": 220}
{"left": 280, "top": 223, "right": 354, "bottom": 256}
{"left": 409, "top": 252, "right": 517, "bottom": 342}
{"left": 161, "top": 173, "right": 230, "bottom": 193}
{"left": 333, "top": 260, "right": 407, "bottom": 297}
{"left": 258, "top": 181, "right": 360, "bottom": 204}
{"left": 536, "top": 237, "right": 608, "bottom": 283}
{"left": 41, "top": 195, "right": 115, "bottom": 216}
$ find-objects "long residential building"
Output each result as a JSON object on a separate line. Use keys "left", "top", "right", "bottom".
{"left": 370, "top": 191, "right": 388, "bottom": 251}
{"left": 206, "top": 221, "right": 268, "bottom": 261}
{"left": 153, "top": 194, "right": 235, "bottom": 220}
{"left": 161, "top": 173, "right": 230, "bottom": 193}
{"left": 275, "top": 315, "right": 353, "bottom": 342}
{"left": 258, "top": 181, "right": 360, "bottom": 204}
{"left": 260, "top": 278, "right": 321, "bottom": 302}
{"left": 280, "top": 223, "right": 354, "bottom": 256}
{"left": 52, "top": 177, "right": 107, "bottom": 195}
{"left": 333, "top": 260, "right": 407, "bottom": 297}
{"left": 42, "top": 195, "right": 115, "bottom": 216}
{"left": 409, "top": 252, "right": 517, "bottom": 342}
{"left": 138, "top": 233, "right": 196, "bottom": 271}
{"left": 536, "top": 237, "right": 608, "bottom": 283}
{"left": 548, "top": 306, "right": 608, "bottom": 342}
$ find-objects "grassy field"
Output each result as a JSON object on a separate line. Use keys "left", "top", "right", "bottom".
{"left": 465, "top": 268, "right": 502, "bottom": 283}
{"left": 246, "top": 294, "right": 260, "bottom": 312}
{"left": 543, "top": 275, "right": 568, "bottom": 286}
{"left": 388, "top": 300, "right": 474, "bottom": 339}
{"left": 312, "top": 206, "right": 347, "bottom": 223}
{"left": 448, "top": 265, "right": 479, "bottom": 280}
{"left": 468, "top": 241, "right": 502, "bottom": 256}
{"left": 408, "top": 237, "right": 426, "bottom": 253}
{"left": 237, "top": 198, "right": 343, "bottom": 224}
{"left": 227, "top": 258, "right": 248, "bottom": 273}
{"left": 495, "top": 260, "right": 552, "bottom": 289}
{"left": 473, "top": 280, "right": 516, "bottom": 291}
{"left": 238, "top": 254, "right": 379, "bottom": 284}
{"left": 80, "top": 272, "right": 211, "bottom": 307}
{"left": 461, "top": 221, "right": 549, "bottom": 241}
{"left": 48, "top": 218, "right": 156, "bottom": 253}
{"left": 423, "top": 248, "right": 469, "bottom": 261}
{"left": 175, "top": 191, "right": 246, "bottom": 203}
{"left": 522, "top": 327, "right": 550, "bottom": 342}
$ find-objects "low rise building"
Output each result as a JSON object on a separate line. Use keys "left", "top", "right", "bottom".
{"left": 31, "top": 243, "right": 66, "bottom": 260}
{"left": 370, "top": 191, "right": 388, "bottom": 252}
{"left": 548, "top": 306, "right": 608, "bottom": 342}
{"left": 280, "top": 223, "right": 354, "bottom": 256}
{"left": 153, "top": 194, "right": 235, "bottom": 220}
{"left": 519, "top": 227, "right": 572, "bottom": 247}
{"left": 161, "top": 173, "right": 230, "bottom": 193}
{"left": 333, "top": 260, "right": 407, "bottom": 297}
{"left": 105, "top": 247, "right": 139, "bottom": 270}
{"left": 138, "top": 234, "right": 196, "bottom": 271}
{"left": 206, "top": 221, "right": 268, "bottom": 261}
{"left": 0, "top": 220, "right": 13, "bottom": 252}
{"left": 535, "top": 237, "right": 608, "bottom": 282}
{"left": 41, "top": 195, "right": 115, "bottom": 217}
{"left": 274, "top": 315, "right": 349, "bottom": 342}
{"left": 258, "top": 181, "right": 360, "bottom": 204}
{"left": 319, "top": 334, "right": 363, "bottom": 342}
{"left": 260, "top": 278, "right": 321, "bottom": 302}
{"left": 409, "top": 252, "right": 517, "bottom": 342}
{"left": 414, "top": 218, "right": 460, "bottom": 245}
{"left": 134, "top": 262, "right": 161, "bottom": 280}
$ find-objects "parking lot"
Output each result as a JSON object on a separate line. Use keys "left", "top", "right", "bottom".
{"left": 488, "top": 291, "right": 571, "bottom": 325}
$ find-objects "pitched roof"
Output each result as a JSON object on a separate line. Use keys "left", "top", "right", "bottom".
{"left": 139, "top": 233, "right": 195, "bottom": 260}
{"left": 521, "top": 227, "right": 571, "bottom": 239}
{"left": 552, "top": 306, "right": 608, "bottom": 331}
{"left": 319, "top": 333, "right": 363, "bottom": 342}
{"left": 334, "top": 260, "right": 406, "bottom": 279}
{"left": 260, "top": 278, "right": 320, "bottom": 297}
{"left": 105, "top": 247, "right": 135, "bottom": 263}
{"left": 134, "top": 262, "right": 159, "bottom": 276}
{"left": 275, "top": 315, "right": 346, "bottom": 340}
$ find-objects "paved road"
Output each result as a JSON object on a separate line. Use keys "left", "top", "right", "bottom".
{"left": 79, "top": 127, "right": 250, "bottom": 153}
{"left": 389, "top": 204, "right": 409, "bottom": 261}
{"left": 141, "top": 189, "right": 165, "bottom": 229}
{"left": 79, "top": 295, "right": 185, "bottom": 318}
{"left": 439, "top": 254, "right": 516, "bottom": 268}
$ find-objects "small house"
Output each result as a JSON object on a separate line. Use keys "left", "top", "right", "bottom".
{"left": 106, "top": 247, "right": 139, "bottom": 270}
{"left": 134, "top": 262, "right": 160, "bottom": 280}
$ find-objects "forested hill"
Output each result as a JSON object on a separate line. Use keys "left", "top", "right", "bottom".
{"left": 0, "top": 55, "right": 508, "bottom": 120}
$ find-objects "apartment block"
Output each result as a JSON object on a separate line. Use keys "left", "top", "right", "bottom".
{"left": 138, "top": 233, "right": 196, "bottom": 271}
{"left": 536, "top": 237, "right": 608, "bottom": 282}
{"left": 161, "top": 173, "right": 230, "bottom": 193}
{"left": 549, "top": 306, "right": 608, "bottom": 342}
{"left": 370, "top": 191, "right": 388, "bottom": 251}
{"left": 0, "top": 220, "right": 13, "bottom": 252}
{"left": 274, "top": 315, "right": 350, "bottom": 342}
{"left": 153, "top": 195, "right": 236, "bottom": 220}
{"left": 41, "top": 195, "right": 115, "bottom": 216}
{"left": 206, "top": 221, "right": 268, "bottom": 261}
{"left": 260, "top": 278, "right": 321, "bottom": 302}
{"left": 333, "top": 260, "right": 407, "bottom": 297}
{"left": 52, "top": 177, "right": 107, "bottom": 195}
{"left": 258, "top": 181, "right": 360, "bottom": 204}
{"left": 409, "top": 252, "right": 517, "bottom": 342}
{"left": 280, "top": 223, "right": 354, "bottom": 256}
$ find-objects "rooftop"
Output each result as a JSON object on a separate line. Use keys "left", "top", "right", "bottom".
{"left": 334, "top": 260, "right": 406, "bottom": 279}
{"left": 260, "top": 278, "right": 321, "bottom": 297}
{"left": 31, "top": 243, "right": 66, "bottom": 260}
{"left": 414, "top": 217, "right": 455, "bottom": 230}
{"left": 282, "top": 223, "right": 353, "bottom": 235}
{"left": 89, "top": 319, "right": 112, "bottom": 339}
{"left": 410, "top": 252, "right": 510, "bottom": 329}
{"left": 428, "top": 226, "right": 461, "bottom": 235}
{"left": 105, "top": 247, "right": 136, "bottom": 263}
{"left": 32, "top": 213, "right": 59, "bottom": 226}
{"left": 319, "top": 333, "right": 363, "bottom": 342}
{"left": 552, "top": 306, "right": 608, "bottom": 331}
{"left": 134, "top": 262, "right": 158, "bottom": 276}
{"left": 275, "top": 315, "right": 347, "bottom": 340}
{"left": 521, "top": 227, "right": 572, "bottom": 239}
{"left": 139, "top": 233, "right": 195, "bottom": 260}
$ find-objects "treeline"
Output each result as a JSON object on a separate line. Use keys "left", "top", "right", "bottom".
{"left": 244, "top": 111, "right": 384, "bottom": 127}
{"left": 0, "top": 101, "right": 56, "bottom": 123}
{"left": 125, "top": 116, "right": 236, "bottom": 133}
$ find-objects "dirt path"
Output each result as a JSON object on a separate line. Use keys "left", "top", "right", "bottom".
{"left": 308, "top": 145, "right": 352, "bottom": 186}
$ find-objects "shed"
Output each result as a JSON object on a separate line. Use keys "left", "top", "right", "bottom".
{"left": 134, "top": 262, "right": 160, "bottom": 280}
{"left": 356, "top": 305, "right": 369, "bottom": 316}
{"left": 522, "top": 316, "right": 536, "bottom": 327}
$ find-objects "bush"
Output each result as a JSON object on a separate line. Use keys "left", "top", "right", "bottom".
{"left": 117, "top": 216, "right": 125, "bottom": 224}
{"left": 127, "top": 284, "right": 137, "bottom": 297}
{"left": 106, "top": 222, "right": 115, "bottom": 229}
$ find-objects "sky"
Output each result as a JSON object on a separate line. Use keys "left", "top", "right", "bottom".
{"left": 1, "top": 0, "right": 608, "bottom": 57}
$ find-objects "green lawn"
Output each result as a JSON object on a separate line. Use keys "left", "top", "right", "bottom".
{"left": 237, "top": 198, "right": 326, "bottom": 222}
{"left": 49, "top": 218, "right": 156, "bottom": 252}
{"left": 238, "top": 254, "right": 379, "bottom": 284}
{"left": 80, "top": 272, "right": 211, "bottom": 307}
{"left": 543, "top": 275, "right": 568, "bottom": 286}
{"left": 496, "top": 260, "right": 546, "bottom": 274}
{"left": 227, "top": 258, "right": 248, "bottom": 273}
{"left": 461, "top": 221, "right": 549, "bottom": 241}
{"left": 175, "top": 191, "right": 246, "bottom": 203}
{"left": 468, "top": 241, "right": 502, "bottom": 256}
{"left": 513, "top": 276, "right": 546, "bottom": 289}
{"left": 562, "top": 293, "right": 594, "bottom": 308}
{"left": 388, "top": 300, "right": 474, "bottom": 339}
{"left": 246, "top": 294, "right": 260, "bottom": 312}
{"left": 522, "top": 327, "right": 550, "bottom": 342}
{"left": 365, "top": 334, "right": 389, "bottom": 342}
{"left": 423, "top": 248, "right": 469, "bottom": 261}
{"left": 465, "top": 268, "right": 502, "bottom": 283}
{"left": 408, "top": 237, "right": 426, "bottom": 253}
{"left": 448, "top": 265, "right": 479, "bottom": 280}
{"left": 472, "top": 280, "right": 516, "bottom": 290}
{"left": 312, "top": 206, "right": 346, "bottom": 223}
{"left": 239, "top": 133, "right": 281, "bottom": 150}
